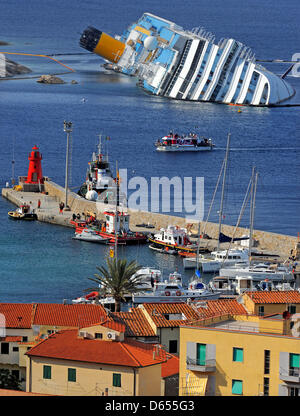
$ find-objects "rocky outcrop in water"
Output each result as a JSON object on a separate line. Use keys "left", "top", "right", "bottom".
{"left": 0, "top": 53, "right": 31, "bottom": 77}
{"left": 37, "top": 74, "right": 65, "bottom": 84}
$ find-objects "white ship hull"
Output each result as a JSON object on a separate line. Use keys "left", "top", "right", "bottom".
{"left": 156, "top": 145, "right": 213, "bottom": 152}
{"left": 80, "top": 13, "right": 295, "bottom": 106}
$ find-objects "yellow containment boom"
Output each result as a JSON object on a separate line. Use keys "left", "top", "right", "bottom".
{"left": 79, "top": 27, "right": 125, "bottom": 63}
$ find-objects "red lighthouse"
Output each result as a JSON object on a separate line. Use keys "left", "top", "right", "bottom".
{"left": 26, "top": 145, "right": 44, "bottom": 184}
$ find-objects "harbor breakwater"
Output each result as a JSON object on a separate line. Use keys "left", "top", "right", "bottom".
{"left": 2, "top": 179, "right": 298, "bottom": 260}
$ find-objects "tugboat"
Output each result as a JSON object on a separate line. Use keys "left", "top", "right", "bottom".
{"left": 155, "top": 131, "right": 214, "bottom": 152}
{"left": 78, "top": 135, "right": 116, "bottom": 201}
{"left": 148, "top": 225, "right": 198, "bottom": 254}
{"left": 72, "top": 210, "right": 148, "bottom": 245}
{"left": 8, "top": 204, "right": 37, "bottom": 221}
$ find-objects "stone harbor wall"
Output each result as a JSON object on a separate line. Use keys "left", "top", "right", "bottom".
{"left": 2, "top": 180, "right": 297, "bottom": 259}
{"left": 41, "top": 181, "right": 297, "bottom": 258}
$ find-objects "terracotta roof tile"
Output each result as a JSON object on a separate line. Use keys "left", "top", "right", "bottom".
{"left": 142, "top": 303, "right": 201, "bottom": 328}
{"left": 244, "top": 291, "right": 300, "bottom": 304}
{"left": 0, "top": 303, "right": 109, "bottom": 330}
{"left": 26, "top": 330, "right": 166, "bottom": 368}
{"left": 191, "top": 299, "right": 248, "bottom": 319}
{"left": 112, "top": 309, "right": 156, "bottom": 337}
{"left": 32, "top": 303, "right": 108, "bottom": 327}
{"left": 161, "top": 355, "right": 179, "bottom": 378}
{"left": 0, "top": 303, "right": 33, "bottom": 328}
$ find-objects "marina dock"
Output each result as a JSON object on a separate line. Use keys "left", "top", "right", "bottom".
{"left": 2, "top": 179, "right": 298, "bottom": 262}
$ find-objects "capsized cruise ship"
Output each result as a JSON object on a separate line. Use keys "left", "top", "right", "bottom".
{"left": 79, "top": 12, "right": 295, "bottom": 106}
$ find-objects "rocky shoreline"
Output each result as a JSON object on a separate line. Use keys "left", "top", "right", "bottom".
{"left": 0, "top": 53, "right": 31, "bottom": 77}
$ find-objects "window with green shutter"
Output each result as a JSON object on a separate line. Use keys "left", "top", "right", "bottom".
{"left": 68, "top": 368, "right": 76, "bottom": 382}
{"left": 196, "top": 343, "right": 206, "bottom": 366}
{"left": 290, "top": 353, "right": 300, "bottom": 376}
{"left": 233, "top": 347, "right": 243, "bottom": 362}
{"left": 43, "top": 365, "right": 51, "bottom": 380}
{"left": 232, "top": 379, "right": 243, "bottom": 395}
{"left": 290, "top": 354, "right": 300, "bottom": 368}
{"left": 113, "top": 373, "right": 121, "bottom": 387}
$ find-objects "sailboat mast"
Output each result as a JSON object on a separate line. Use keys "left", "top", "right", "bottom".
{"left": 217, "top": 133, "right": 231, "bottom": 250}
{"left": 249, "top": 169, "right": 258, "bottom": 264}
{"left": 114, "top": 160, "right": 118, "bottom": 259}
{"left": 196, "top": 221, "right": 201, "bottom": 271}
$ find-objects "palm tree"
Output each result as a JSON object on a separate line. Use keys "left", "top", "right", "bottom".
{"left": 87, "top": 258, "right": 144, "bottom": 312}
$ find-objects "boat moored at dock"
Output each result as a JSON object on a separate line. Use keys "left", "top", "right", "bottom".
{"left": 132, "top": 271, "right": 220, "bottom": 303}
{"left": 148, "top": 225, "right": 198, "bottom": 254}
{"left": 183, "top": 248, "right": 249, "bottom": 271}
{"left": 72, "top": 210, "right": 148, "bottom": 245}
{"left": 8, "top": 204, "right": 37, "bottom": 221}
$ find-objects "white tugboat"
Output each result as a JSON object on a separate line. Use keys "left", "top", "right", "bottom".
{"left": 78, "top": 135, "right": 116, "bottom": 201}
{"left": 155, "top": 131, "right": 214, "bottom": 152}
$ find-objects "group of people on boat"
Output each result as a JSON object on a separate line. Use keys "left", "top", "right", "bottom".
{"left": 156, "top": 130, "right": 212, "bottom": 147}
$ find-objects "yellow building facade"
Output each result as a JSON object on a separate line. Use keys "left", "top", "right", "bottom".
{"left": 25, "top": 324, "right": 165, "bottom": 396}
{"left": 179, "top": 314, "right": 300, "bottom": 396}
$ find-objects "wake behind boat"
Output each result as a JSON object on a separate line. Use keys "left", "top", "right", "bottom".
{"left": 155, "top": 131, "right": 214, "bottom": 152}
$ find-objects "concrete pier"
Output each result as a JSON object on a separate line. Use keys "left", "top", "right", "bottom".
{"left": 2, "top": 179, "right": 299, "bottom": 260}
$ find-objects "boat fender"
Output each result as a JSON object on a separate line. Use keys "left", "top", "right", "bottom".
{"left": 176, "top": 290, "right": 181, "bottom": 296}
{"left": 165, "top": 291, "right": 171, "bottom": 296}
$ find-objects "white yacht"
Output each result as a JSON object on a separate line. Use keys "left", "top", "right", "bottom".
{"left": 183, "top": 248, "right": 249, "bottom": 271}
{"left": 219, "top": 263, "right": 295, "bottom": 282}
{"left": 209, "top": 274, "right": 296, "bottom": 295}
{"left": 132, "top": 272, "right": 220, "bottom": 303}
{"left": 80, "top": 13, "right": 295, "bottom": 106}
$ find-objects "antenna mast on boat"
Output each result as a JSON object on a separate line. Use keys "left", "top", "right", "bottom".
{"left": 114, "top": 160, "right": 118, "bottom": 260}
{"left": 217, "top": 132, "right": 231, "bottom": 251}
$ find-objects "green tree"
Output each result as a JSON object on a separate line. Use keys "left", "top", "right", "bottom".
{"left": 87, "top": 258, "right": 144, "bottom": 312}
{"left": 0, "top": 369, "right": 21, "bottom": 390}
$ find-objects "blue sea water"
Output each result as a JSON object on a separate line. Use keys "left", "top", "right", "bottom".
{"left": 0, "top": 0, "right": 299, "bottom": 303}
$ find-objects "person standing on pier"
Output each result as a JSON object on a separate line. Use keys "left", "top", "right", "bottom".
{"left": 59, "top": 201, "right": 65, "bottom": 214}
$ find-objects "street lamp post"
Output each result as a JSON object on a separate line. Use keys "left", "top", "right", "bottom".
{"left": 63, "top": 121, "right": 73, "bottom": 209}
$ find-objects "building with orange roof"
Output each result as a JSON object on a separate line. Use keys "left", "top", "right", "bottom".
{"left": 241, "top": 291, "right": 300, "bottom": 316}
{"left": 179, "top": 305, "right": 300, "bottom": 396}
{"left": 111, "top": 308, "right": 158, "bottom": 341}
{"left": 137, "top": 299, "right": 249, "bottom": 355}
{"left": 25, "top": 323, "right": 167, "bottom": 396}
{"left": 0, "top": 302, "right": 109, "bottom": 391}
{"left": 137, "top": 302, "right": 200, "bottom": 355}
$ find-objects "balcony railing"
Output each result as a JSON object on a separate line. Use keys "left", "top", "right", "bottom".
{"left": 279, "top": 367, "right": 300, "bottom": 383}
{"left": 186, "top": 357, "right": 216, "bottom": 372}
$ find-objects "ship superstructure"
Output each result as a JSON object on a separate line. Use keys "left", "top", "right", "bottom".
{"left": 79, "top": 12, "right": 294, "bottom": 106}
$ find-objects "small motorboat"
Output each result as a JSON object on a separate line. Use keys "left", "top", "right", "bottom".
{"left": 155, "top": 131, "right": 215, "bottom": 152}
{"left": 148, "top": 225, "right": 197, "bottom": 254}
{"left": 8, "top": 204, "right": 37, "bottom": 221}
{"left": 72, "top": 229, "right": 110, "bottom": 244}
{"left": 149, "top": 244, "right": 177, "bottom": 255}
